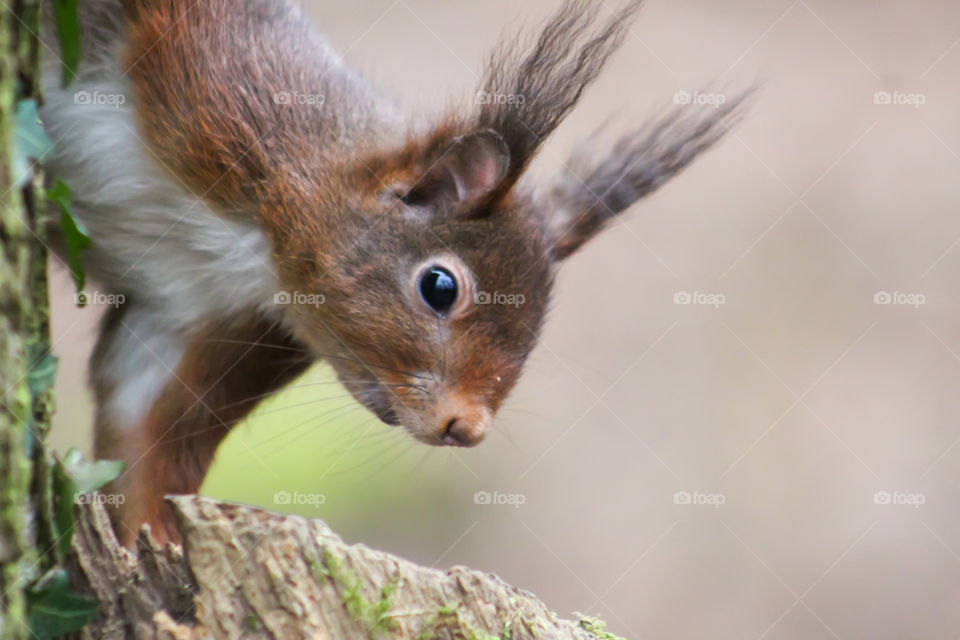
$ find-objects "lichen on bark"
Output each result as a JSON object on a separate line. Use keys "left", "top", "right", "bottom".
{"left": 0, "top": 2, "right": 54, "bottom": 638}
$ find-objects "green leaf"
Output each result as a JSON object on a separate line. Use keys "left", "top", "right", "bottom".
{"left": 51, "top": 0, "right": 80, "bottom": 87}
{"left": 12, "top": 99, "right": 54, "bottom": 188}
{"left": 47, "top": 179, "right": 91, "bottom": 293}
{"left": 27, "top": 351, "right": 59, "bottom": 398}
{"left": 61, "top": 447, "right": 124, "bottom": 494}
{"left": 52, "top": 450, "right": 124, "bottom": 558}
{"left": 51, "top": 459, "right": 78, "bottom": 560}
{"left": 27, "top": 568, "right": 98, "bottom": 639}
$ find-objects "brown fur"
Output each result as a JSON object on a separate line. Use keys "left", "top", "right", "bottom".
{"left": 95, "top": 311, "right": 311, "bottom": 544}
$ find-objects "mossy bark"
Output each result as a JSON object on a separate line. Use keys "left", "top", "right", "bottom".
{"left": 0, "top": 1, "right": 52, "bottom": 639}
{"left": 71, "top": 497, "right": 612, "bottom": 640}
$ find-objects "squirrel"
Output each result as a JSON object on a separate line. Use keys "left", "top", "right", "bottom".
{"left": 39, "top": 0, "right": 745, "bottom": 545}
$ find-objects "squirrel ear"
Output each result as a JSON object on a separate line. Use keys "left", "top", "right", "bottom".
{"left": 402, "top": 129, "right": 510, "bottom": 206}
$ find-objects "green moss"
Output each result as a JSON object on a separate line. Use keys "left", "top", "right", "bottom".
{"left": 415, "top": 603, "right": 459, "bottom": 640}
{"left": 1, "top": 4, "right": 51, "bottom": 639}
{"left": 319, "top": 552, "right": 516, "bottom": 640}
{"left": 414, "top": 602, "right": 512, "bottom": 640}
{"left": 310, "top": 557, "right": 330, "bottom": 581}
{"left": 321, "top": 548, "right": 399, "bottom": 638}
{"left": 577, "top": 615, "right": 626, "bottom": 640}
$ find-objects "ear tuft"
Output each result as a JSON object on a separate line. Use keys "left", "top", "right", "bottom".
{"left": 403, "top": 129, "right": 510, "bottom": 206}
{"left": 545, "top": 92, "right": 750, "bottom": 260}
{"left": 476, "top": 0, "right": 644, "bottom": 188}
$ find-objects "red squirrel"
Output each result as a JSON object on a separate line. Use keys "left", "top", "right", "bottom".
{"left": 40, "top": 0, "right": 744, "bottom": 544}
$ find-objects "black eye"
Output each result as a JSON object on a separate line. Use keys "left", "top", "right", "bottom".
{"left": 419, "top": 266, "right": 458, "bottom": 314}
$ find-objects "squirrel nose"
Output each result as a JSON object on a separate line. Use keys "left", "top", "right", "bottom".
{"left": 439, "top": 403, "right": 491, "bottom": 447}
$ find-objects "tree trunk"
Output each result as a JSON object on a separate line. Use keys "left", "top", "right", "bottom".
{"left": 71, "top": 496, "right": 610, "bottom": 640}
{"left": 0, "top": 1, "right": 53, "bottom": 639}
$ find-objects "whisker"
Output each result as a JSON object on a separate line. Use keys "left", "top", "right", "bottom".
{"left": 216, "top": 379, "right": 411, "bottom": 413}
{"left": 436, "top": 316, "right": 448, "bottom": 383}
{"left": 161, "top": 393, "right": 362, "bottom": 445}
{"left": 313, "top": 414, "right": 393, "bottom": 480}
{"left": 492, "top": 420, "right": 522, "bottom": 451}
{"left": 318, "top": 432, "right": 411, "bottom": 480}
{"left": 258, "top": 403, "right": 364, "bottom": 459}
{"left": 261, "top": 401, "right": 361, "bottom": 445}
{"left": 354, "top": 439, "right": 417, "bottom": 482}
{"left": 196, "top": 338, "right": 309, "bottom": 353}
{"left": 282, "top": 254, "right": 319, "bottom": 263}
{"left": 331, "top": 426, "right": 405, "bottom": 456}
{"left": 240, "top": 393, "right": 361, "bottom": 421}
{"left": 410, "top": 447, "right": 433, "bottom": 476}
{"left": 498, "top": 406, "right": 544, "bottom": 419}
{"left": 325, "top": 355, "right": 432, "bottom": 382}
{"left": 196, "top": 339, "right": 432, "bottom": 382}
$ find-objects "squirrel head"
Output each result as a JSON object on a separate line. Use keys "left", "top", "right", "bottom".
{"left": 276, "top": 127, "right": 554, "bottom": 447}
{"left": 268, "top": 0, "right": 746, "bottom": 447}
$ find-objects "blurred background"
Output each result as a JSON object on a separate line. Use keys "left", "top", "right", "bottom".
{"left": 48, "top": 0, "right": 960, "bottom": 637}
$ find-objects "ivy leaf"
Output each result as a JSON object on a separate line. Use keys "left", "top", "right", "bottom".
{"left": 26, "top": 351, "right": 59, "bottom": 398}
{"left": 12, "top": 99, "right": 54, "bottom": 188}
{"left": 52, "top": 450, "right": 124, "bottom": 558}
{"left": 60, "top": 448, "right": 124, "bottom": 494}
{"left": 27, "top": 568, "right": 98, "bottom": 639}
{"left": 47, "top": 179, "right": 91, "bottom": 293}
{"left": 51, "top": 460, "right": 78, "bottom": 559}
{"left": 51, "top": 0, "right": 80, "bottom": 87}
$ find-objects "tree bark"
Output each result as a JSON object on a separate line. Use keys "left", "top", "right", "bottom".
{"left": 0, "top": 1, "right": 53, "bottom": 639}
{"left": 70, "top": 496, "right": 611, "bottom": 640}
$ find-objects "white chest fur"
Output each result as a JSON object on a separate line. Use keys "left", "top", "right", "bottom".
{"left": 40, "top": 75, "right": 280, "bottom": 330}
{"left": 40, "top": 41, "right": 281, "bottom": 429}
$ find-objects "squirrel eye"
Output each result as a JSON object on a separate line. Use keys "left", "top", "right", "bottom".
{"left": 418, "top": 266, "right": 458, "bottom": 315}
